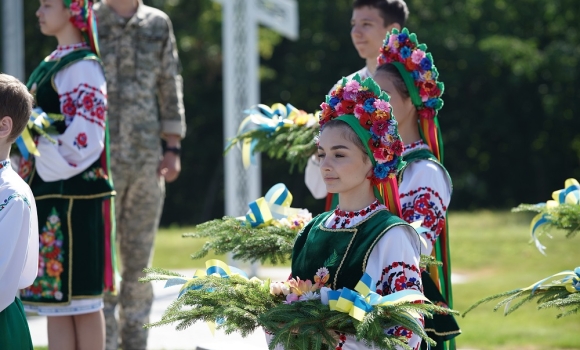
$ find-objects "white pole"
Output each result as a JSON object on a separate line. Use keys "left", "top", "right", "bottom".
{"left": 1, "top": 0, "right": 25, "bottom": 81}
{"left": 222, "top": 0, "right": 261, "bottom": 219}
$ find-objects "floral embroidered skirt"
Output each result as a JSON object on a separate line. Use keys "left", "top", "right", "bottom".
{"left": 0, "top": 298, "right": 33, "bottom": 350}
{"left": 20, "top": 197, "right": 105, "bottom": 314}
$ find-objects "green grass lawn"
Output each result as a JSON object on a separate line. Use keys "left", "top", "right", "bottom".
{"left": 151, "top": 210, "right": 580, "bottom": 350}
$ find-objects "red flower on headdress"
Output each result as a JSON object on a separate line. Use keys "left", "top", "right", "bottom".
{"left": 418, "top": 108, "right": 435, "bottom": 119}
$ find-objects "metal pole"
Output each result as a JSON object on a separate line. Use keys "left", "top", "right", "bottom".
{"left": 2, "top": 0, "right": 25, "bottom": 81}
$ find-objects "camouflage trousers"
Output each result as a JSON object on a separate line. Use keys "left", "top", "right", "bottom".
{"left": 104, "top": 159, "right": 165, "bottom": 350}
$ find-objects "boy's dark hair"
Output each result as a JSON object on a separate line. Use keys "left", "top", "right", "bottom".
{"left": 0, "top": 74, "right": 33, "bottom": 143}
{"left": 352, "top": 0, "right": 409, "bottom": 28}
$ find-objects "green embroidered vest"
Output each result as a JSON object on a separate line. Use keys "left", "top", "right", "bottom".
{"left": 292, "top": 210, "right": 411, "bottom": 290}
{"left": 26, "top": 49, "right": 114, "bottom": 199}
{"left": 399, "top": 149, "right": 452, "bottom": 190}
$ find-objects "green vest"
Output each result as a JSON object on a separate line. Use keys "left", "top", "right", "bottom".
{"left": 26, "top": 49, "right": 114, "bottom": 199}
{"left": 292, "top": 210, "right": 412, "bottom": 290}
{"left": 399, "top": 149, "right": 452, "bottom": 190}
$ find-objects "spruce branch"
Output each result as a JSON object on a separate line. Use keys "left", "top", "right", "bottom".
{"left": 224, "top": 124, "right": 317, "bottom": 173}
{"left": 183, "top": 217, "right": 298, "bottom": 265}
{"left": 513, "top": 203, "right": 580, "bottom": 239}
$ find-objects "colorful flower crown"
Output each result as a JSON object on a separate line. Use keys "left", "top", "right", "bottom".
{"left": 66, "top": 0, "right": 89, "bottom": 31}
{"left": 377, "top": 28, "right": 444, "bottom": 120}
{"left": 319, "top": 74, "right": 404, "bottom": 185}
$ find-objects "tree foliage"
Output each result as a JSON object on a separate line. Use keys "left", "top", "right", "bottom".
{"left": 9, "top": 0, "right": 580, "bottom": 225}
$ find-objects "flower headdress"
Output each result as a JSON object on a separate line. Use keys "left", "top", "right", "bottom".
{"left": 377, "top": 28, "right": 445, "bottom": 162}
{"left": 64, "top": 0, "right": 100, "bottom": 56}
{"left": 319, "top": 74, "right": 405, "bottom": 216}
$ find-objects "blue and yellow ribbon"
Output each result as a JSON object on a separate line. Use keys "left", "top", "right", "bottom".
{"left": 14, "top": 108, "right": 62, "bottom": 160}
{"left": 240, "top": 183, "right": 303, "bottom": 227}
{"left": 530, "top": 178, "right": 580, "bottom": 254}
{"left": 232, "top": 103, "right": 317, "bottom": 168}
{"left": 326, "top": 272, "right": 429, "bottom": 322}
{"left": 518, "top": 266, "right": 580, "bottom": 295}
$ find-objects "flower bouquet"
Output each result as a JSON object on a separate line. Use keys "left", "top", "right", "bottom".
{"left": 186, "top": 184, "right": 311, "bottom": 265}
{"left": 224, "top": 103, "right": 318, "bottom": 172}
{"left": 141, "top": 259, "right": 456, "bottom": 350}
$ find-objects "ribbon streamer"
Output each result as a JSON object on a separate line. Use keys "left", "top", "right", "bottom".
{"left": 240, "top": 183, "right": 303, "bottom": 227}
{"left": 232, "top": 103, "right": 316, "bottom": 168}
{"left": 327, "top": 272, "right": 429, "bottom": 321}
{"left": 519, "top": 266, "right": 580, "bottom": 295}
{"left": 529, "top": 178, "right": 580, "bottom": 254}
{"left": 14, "top": 108, "right": 63, "bottom": 160}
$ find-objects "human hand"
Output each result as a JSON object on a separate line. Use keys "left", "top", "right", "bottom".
{"left": 158, "top": 151, "right": 181, "bottom": 182}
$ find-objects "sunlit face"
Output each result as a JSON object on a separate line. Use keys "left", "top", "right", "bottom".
{"left": 317, "top": 126, "right": 373, "bottom": 196}
{"left": 373, "top": 70, "right": 415, "bottom": 127}
{"left": 350, "top": 6, "right": 396, "bottom": 61}
{"left": 36, "top": 0, "right": 71, "bottom": 37}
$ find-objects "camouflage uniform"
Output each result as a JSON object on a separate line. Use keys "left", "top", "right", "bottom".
{"left": 93, "top": 2, "right": 186, "bottom": 349}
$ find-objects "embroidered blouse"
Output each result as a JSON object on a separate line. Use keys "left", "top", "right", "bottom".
{"left": 324, "top": 200, "right": 423, "bottom": 350}
{"left": 0, "top": 160, "right": 39, "bottom": 312}
{"left": 399, "top": 140, "right": 451, "bottom": 256}
{"left": 34, "top": 43, "right": 107, "bottom": 182}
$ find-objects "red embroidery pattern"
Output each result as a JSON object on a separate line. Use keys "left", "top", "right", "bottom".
{"left": 74, "top": 132, "right": 88, "bottom": 150}
{"left": 400, "top": 186, "right": 446, "bottom": 247}
{"left": 59, "top": 83, "right": 107, "bottom": 128}
{"left": 376, "top": 261, "right": 421, "bottom": 295}
{"left": 48, "top": 42, "right": 89, "bottom": 60}
{"left": 331, "top": 199, "right": 381, "bottom": 229}
{"left": 335, "top": 333, "right": 347, "bottom": 349}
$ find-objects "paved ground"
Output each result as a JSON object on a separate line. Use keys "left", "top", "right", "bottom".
{"left": 28, "top": 268, "right": 468, "bottom": 350}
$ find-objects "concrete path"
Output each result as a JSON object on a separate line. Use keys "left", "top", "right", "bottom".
{"left": 28, "top": 268, "right": 468, "bottom": 350}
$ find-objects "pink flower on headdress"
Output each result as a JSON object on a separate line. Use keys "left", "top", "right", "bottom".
{"left": 343, "top": 80, "right": 361, "bottom": 100}
{"left": 373, "top": 99, "right": 390, "bottom": 113}
{"left": 411, "top": 50, "right": 426, "bottom": 64}
{"left": 373, "top": 148, "right": 394, "bottom": 164}
{"left": 353, "top": 104, "right": 366, "bottom": 119}
{"left": 69, "top": 3, "right": 82, "bottom": 15}
{"left": 387, "top": 34, "right": 398, "bottom": 49}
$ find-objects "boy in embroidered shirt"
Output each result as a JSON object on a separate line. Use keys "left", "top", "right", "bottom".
{"left": 0, "top": 73, "right": 39, "bottom": 350}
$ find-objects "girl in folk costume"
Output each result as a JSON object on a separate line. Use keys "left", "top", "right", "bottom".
{"left": 18, "top": 0, "right": 114, "bottom": 349}
{"left": 374, "top": 28, "right": 460, "bottom": 349}
{"left": 273, "top": 75, "right": 424, "bottom": 349}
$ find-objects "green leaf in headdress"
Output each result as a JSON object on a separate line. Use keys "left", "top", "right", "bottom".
{"left": 379, "top": 90, "right": 391, "bottom": 102}
{"left": 409, "top": 33, "right": 418, "bottom": 45}
{"left": 437, "top": 82, "right": 445, "bottom": 94}
{"left": 326, "top": 95, "right": 331, "bottom": 103}
{"left": 433, "top": 98, "right": 444, "bottom": 109}
{"left": 426, "top": 52, "right": 434, "bottom": 63}
{"left": 352, "top": 73, "right": 363, "bottom": 84}
{"left": 391, "top": 28, "right": 400, "bottom": 35}
{"left": 341, "top": 76, "right": 349, "bottom": 87}
{"left": 362, "top": 76, "right": 381, "bottom": 97}
{"left": 418, "top": 43, "right": 428, "bottom": 52}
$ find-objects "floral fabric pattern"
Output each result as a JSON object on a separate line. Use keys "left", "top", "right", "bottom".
{"left": 59, "top": 83, "right": 106, "bottom": 128}
{"left": 400, "top": 187, "right": 446, "bottom": 249}
{"left": 82, "top": 167, "right": 109, "bottom": 181}
{"left": 21, "top": 207, "right": 65, "bottom": 301}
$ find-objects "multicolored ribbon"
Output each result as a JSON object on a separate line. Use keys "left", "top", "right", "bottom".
{"left": 162, "top": 259, "right": 263, "bottom": 334}
{"left": 234, "top": 103, "right": 317, "bottom": 168}
{"left": 14, "top": 108, "right": 61, "bottom": 160}
{"left": 326, "top": 272, "right": 429, "bottom": 322}
{"left": 530, "top": 178, "right": 580, "bottom": 254}
{"left": 522, "top": 266, "right": 580, "bottom": 294}
{"left": 240, "top": 183, "right": 303, "bottom": 227}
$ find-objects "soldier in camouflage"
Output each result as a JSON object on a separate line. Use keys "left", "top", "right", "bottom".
{"left": 93, "top": 1, "right": 186, "bottom": 349}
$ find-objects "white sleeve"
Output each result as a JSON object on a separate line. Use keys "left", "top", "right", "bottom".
{"left": 399, "top": 160, "right": 451, "bottom": 256}
{"left": 365, "top": 225, "right": 423, "bottom": 350}
{"left": 0, "top": 193, "right": 33, "bottom": 312}
{"left": 304, "top": 155, "right": 328, "bottom": 199}
{"left": 34, "top": 60, "right": 107, "bottom": 182}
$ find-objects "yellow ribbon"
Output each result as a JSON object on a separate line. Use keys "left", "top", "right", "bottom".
{"left": 327, "top": 273, "right": 429, "bottom": 321}
{"left": 234, "top": 103, "right": 317, "bottom": 168}
{"left": 530, "top": 178, "right": 580, "bottom": 254}
{"left": 240, "top": 183, "right": 303, "bottom": 227}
